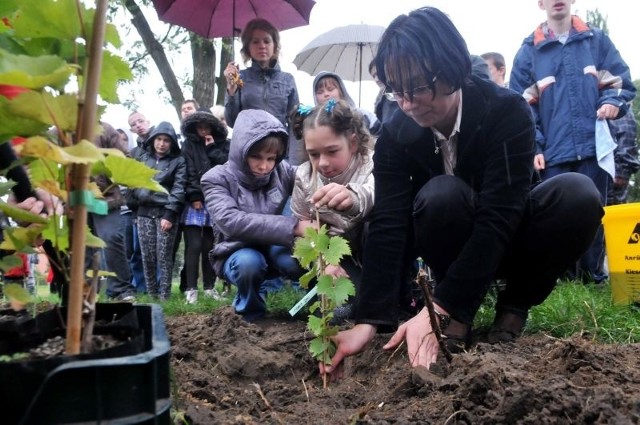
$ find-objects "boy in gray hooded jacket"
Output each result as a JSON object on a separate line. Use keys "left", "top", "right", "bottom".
{"left": 201, "top": 109, "right": 314, "bottom": 321}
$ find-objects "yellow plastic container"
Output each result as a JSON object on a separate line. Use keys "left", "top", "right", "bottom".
{"left": 602, "top": 203, "right": 640, "bottom": 304}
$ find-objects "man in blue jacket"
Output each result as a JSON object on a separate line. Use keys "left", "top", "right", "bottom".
{"left": 510, "top": 0, "right": 635, "bottom": 284}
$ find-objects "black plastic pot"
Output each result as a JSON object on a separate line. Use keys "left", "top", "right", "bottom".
{"left": 0, "top": 303, "right": 171, "bottom": 425}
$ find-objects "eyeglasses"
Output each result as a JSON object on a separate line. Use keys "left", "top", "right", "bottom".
{"left": 383, "top": 74, "right": 439, "bottom": 102}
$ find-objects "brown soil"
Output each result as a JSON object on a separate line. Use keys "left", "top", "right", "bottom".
{"left": 167, "top": 306, "right": 640, "bottom": 424}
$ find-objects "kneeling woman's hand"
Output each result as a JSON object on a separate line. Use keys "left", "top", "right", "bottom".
{"left": 383, "top": 307, "right": 439, "bottom": 369}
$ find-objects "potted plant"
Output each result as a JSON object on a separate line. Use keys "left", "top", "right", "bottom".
{"left": 0, "top": 0, "right": 171, "bottom": 423}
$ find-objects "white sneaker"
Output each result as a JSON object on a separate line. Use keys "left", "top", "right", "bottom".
{"left": 203, "top": 288, "right": 224, "bottom": 301}
{"left": 185, "top": 289, "right": 198, "bottom": 304}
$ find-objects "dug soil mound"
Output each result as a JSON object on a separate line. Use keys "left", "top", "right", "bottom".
{"left": 167, "top": 307, "right": 640, "bottom": 424}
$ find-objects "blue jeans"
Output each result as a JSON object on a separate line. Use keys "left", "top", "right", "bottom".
{"left": 90, "top": 210, "right": 134, "bottom": 298}
{"left": 223, "top": 246, "right": 304, "bottom": 320}
{"left": 130, "top": 219, "right": 147, "bottom": 293}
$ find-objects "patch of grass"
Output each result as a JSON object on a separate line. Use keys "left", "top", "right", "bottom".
{"left": 474, "top": 280, "right": 640, "bottom": 344}
{"left": 266, "top": 284, "right": 307, "bottom": 317}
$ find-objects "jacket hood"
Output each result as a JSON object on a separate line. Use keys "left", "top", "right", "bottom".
{"left": 145, "top": 121, "right": 180, "bottom": 156}
{"left": 229, "top": 109, "right": 288, "bottom": 187}
{"left": 313, "top": 71, "right": 356, "bottom": 107}
{"left": 181, "top": 111, "right": 228, "bottom": 143}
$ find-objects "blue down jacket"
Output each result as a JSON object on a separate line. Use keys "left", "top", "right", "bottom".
{"left": 510, "top": 16, "right": 635, "bottom": 167}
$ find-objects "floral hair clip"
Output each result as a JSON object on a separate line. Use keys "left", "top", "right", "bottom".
{"left": 324, "top": 98, "right": 337, "bottom": 113}
{"left": 297, "top": 104, "right": 313, "bottom": 117}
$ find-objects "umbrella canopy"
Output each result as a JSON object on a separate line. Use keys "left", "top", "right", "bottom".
{"left": 293, "top": 24, "right": 385, "bottom": 106}
{"left": 152, "top": 0, "right": 316, "bottom": 38}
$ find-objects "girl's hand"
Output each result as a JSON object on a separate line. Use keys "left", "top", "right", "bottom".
{"left": 224, "top": 62, "right": 241, "bottom": 95}
{"left": 160, "top": 219, "right": 173, "bottom": 232}
{"left": 294, "top": 219, "right": 317, "bottom": 237}
{"left": 204, "top": 135, "right": 215, "bottom": 146}
{"left": 311, "top": 183, "right": 354, "bottom": 211}
{"left": 383, "top": 307, "right": 439, "bottom": 369}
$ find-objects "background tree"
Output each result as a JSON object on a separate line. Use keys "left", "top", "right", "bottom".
{"left": 115, "top": 0, "right": 231, "bottom": 119}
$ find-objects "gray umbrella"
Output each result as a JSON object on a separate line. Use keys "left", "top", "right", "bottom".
{"left": 293, "top": 24, "right": 386, "bottom": 106}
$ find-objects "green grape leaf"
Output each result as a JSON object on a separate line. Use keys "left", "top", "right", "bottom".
{"left": 0, "top": 201, "right": 49, "bottom": 224}
{"left": 99, "top": 50, "right": 133, "bottom": 103}
{"left": 318, "top": 324, "right": 339, "bottom": 338}
{"left": 4, "top": 283, "right": 31, "bottom": 302}
{"left": 105, "top": 156, "right": 167, "bottom": 193}
{"left": 316, "top": 274, "right": 335, "bottom": 297}
{"left": 309, "top": 300, "right": 321, "bottom": 314}
{"left": 0, "top": 254, "right": 22, "bottom": 272}
{"left": 0, "top": 96, "right": 49, "bottom": 139}
{"left": 9, "top": 91, "right": 77, "bottom": 131}
{"left": 42, "top": 215, "right": 69, "bottom": 252}
{"left": 332, "top": 276, "right": 355, "bottom": 306}
{"left": 325, "top": 236, "right": 351, "bottom": 265}
{"left": 104, "top": 22, "right": 122, "bottom": 49}
{"left": 0, "top": 49, "right": 72, "bottom": 89}
{"left": 298, "top": 268, "right": 316, "bottom": 289}
{"left": 309, "top": 337, "right": 336, "bottom": 362}
{"left": 63, "top": 139, "right": 106, "bottom": 163}
{"left": 85, "top": 270, "right": 116, "bottom": 278}
{"left": 309, "top": 337, "right": 326, "bottom": 360}
{"left": 28, "top": 158, "right": 61, "bottom": 191}
{"left": 12, "top": 0, "right": 82, "bottom": 41}
{"left": 293, "top": 232, "right": 318, "bottom": 268}
{"left": 313, "top": 227, "right": 330, "bottom": 253}
{"left": 0, "top": 180, "right": 16, "bottom": 196}
{"left": 85, "top": 226, "right": 105, "bottom": 248}
{"left": 18, "top": 136, "right": 101, "bottom": 165}
{"left": 307, "top": 315, "right": 324, "bottom": 337}
{"left": 0, "top": 225, "right": 43, "bottom": 251}
{"left": 35, "top": 179, "right": 66, "bottom": 200}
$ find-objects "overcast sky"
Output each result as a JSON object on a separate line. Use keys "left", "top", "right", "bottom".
{"left": 103, "top": 0, "right": 639, "bottom": 135}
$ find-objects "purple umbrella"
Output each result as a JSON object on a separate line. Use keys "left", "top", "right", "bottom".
{"left": 151, "top": 0, "right": 316, "bottom": 38}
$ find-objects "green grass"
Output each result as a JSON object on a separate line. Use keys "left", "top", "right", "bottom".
{"left": 26, "top": 278, "right": 640, "bottom": 344}
{"left": 475, "top": 279, "right": 640, "bottom": 343}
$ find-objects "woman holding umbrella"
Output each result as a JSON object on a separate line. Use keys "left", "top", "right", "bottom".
{"left": 224, "top": 18, "right": 299, "bottom": 160}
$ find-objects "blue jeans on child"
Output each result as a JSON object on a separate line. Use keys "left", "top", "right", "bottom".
{"left": 223, "top": 245, "right": 303, "bottom": 321}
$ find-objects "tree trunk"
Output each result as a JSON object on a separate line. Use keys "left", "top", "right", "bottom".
{"left": 216, "top": 37, "right": 234, "bottom": 106}
{"left": 124, "top": 0, "right": 184, "bottom": 118}
{"left": 190, "top": 33, "right": 216, "bottom": 110}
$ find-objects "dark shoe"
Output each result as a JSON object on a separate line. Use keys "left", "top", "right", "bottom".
{"left": 488, "top": 310, "right": 527, "bottom": 344}
{"left": 442, "top": 317, "right": 471, "bottom": 353}
{"left": 111, "top": 292, "right": 136, "bottom": 302}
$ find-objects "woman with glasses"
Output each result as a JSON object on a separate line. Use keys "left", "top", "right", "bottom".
{"left": 319, "top": 6, "right": 603, "bottom": 380}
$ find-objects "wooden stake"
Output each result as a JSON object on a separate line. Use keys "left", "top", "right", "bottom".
{"left": 415, "top": 267, "right": 453, "bottom": 363}
{"left": 65, "top": 0, "right": 108, "bottom": 355}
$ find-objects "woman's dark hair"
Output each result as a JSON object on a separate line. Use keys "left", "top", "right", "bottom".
{"left": 240, "top": 18, "right": 280, "bottom": 65}
{"left": 374, "top": 7, "right": 471, "bottom": 100}
{"left": 289, "top": 100, "right": 372, "bottom": 157}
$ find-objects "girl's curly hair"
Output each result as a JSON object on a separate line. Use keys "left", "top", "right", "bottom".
{"left": 289, "top": 99, "right": 373, "bottom": 157}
